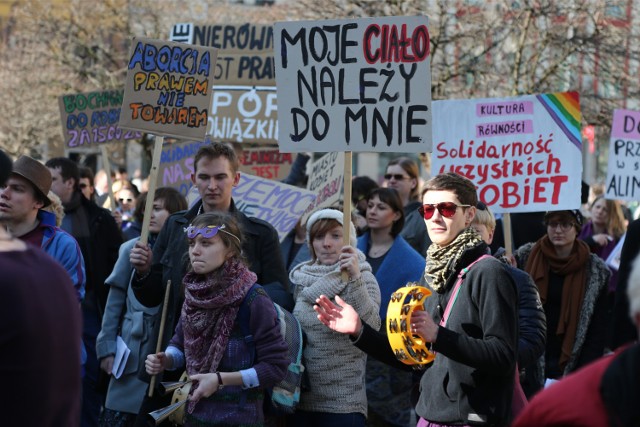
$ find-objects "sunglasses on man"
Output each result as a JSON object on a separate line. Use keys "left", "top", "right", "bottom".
{"left": 418, "top": 202, "right": 471, "bottom": 220}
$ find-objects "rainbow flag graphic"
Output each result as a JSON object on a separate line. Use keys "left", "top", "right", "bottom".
{"left": 536, "top": 92, "right": 582, "bottom": 149}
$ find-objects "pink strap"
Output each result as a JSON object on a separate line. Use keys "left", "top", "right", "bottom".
{"left": 439, "top": 254, "right": 492, "bottom": 327}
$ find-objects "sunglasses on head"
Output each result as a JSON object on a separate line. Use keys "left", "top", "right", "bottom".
{"left": 384, "top": 173, "right": 410, "bottom": 181}
{"left": 419, "top": 202, "right": 471, "bottom": 220}
{"left": 184, "top": 224, "right": 241, "bottom": 243}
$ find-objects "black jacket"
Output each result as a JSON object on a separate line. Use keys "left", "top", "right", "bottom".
{"left": 355, "top": 243, "right": 518, "bottom": 426}
{"left": 63, "top": 192, "right": 122, "bottom": 315}
{"left": 132, "top": 199, "right": 291, "bottom": 380}
{"left": 494, "top": 248, "right": 547, "bottom": 367}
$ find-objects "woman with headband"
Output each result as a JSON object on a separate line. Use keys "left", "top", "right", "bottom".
{"left": 144, "top": 212, "right": 288, "bottom": 426}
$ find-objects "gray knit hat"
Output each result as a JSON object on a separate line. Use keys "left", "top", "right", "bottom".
{"left": 306, "top": 208, "right": 357, "bottom": 247}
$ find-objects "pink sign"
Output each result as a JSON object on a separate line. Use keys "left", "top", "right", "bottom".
{"left": 476, "top": 120, "right": 533, "bottom": 138}
{"left": 476, "top": 101, "right": 534, "bottom": 117}
{"left": 611, "top": 109, "right": 640, "bottom": 140}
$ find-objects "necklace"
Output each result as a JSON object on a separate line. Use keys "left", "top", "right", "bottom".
{"left": 369, "top": 242, "right": 392, "bottom": 257}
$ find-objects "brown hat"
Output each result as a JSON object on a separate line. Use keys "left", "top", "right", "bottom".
{"left": 11, "top": 155, "right": 52, "bottom": 207}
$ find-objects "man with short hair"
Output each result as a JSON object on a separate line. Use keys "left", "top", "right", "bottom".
{"left": 46, "top": 156, "right": 122, "bottom": 427}
{"left": 79, "top": 167, "right": 96, "bottom": 201}
{"left": 130, "top": 142, "right": 291, "bottom": 424}
{"left": 315, "top": 172, "right": 519, "bottom": 426}
{"left": 0, "top": 155, "right": 85, "bottom": 302}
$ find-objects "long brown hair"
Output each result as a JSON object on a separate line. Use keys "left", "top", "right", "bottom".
{"left": 591, "top": 196, "right": 626, "bottom": 239}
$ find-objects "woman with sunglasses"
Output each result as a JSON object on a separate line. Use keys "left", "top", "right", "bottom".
{"left": 289, "top": 208, "right": 381, "bottom": 427}
{"left": 97, "top": 187, "right": 187, "bottom": 427}
{"left": 514, "top": 209, "right": 610, "bottom": 397}
{"left": 356, "top": 187, "right": 424, "bottom": 427}
{"left": 144, "top": 212, "right": 288, "bottom": 426}
{"left": 314, "top": 172, "right": 518, "bottom": 427}
{"left": 384, "top": 157, "right": 431, "bottom": 256}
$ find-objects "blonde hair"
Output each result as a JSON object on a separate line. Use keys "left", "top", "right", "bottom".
{"left": 471, "top": 203, "right": 496, "bottom": 233}
{"left": 43, "top": 191, "right": 64, "bottom": 227}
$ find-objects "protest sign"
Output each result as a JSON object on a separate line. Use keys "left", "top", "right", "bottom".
{"left": 170, "top": 23, "right": 275, "bottom": 86}
{"left": 274, "top": 16, "right": 432, "bottom": 153}
{"left": 605, "top": 109, "right": 640, "bottom": 200}
{"left": 58, "top": 89, "right": 143, "bottom": 147}
{"left": 158, "top": 140, "right": 208, "bottom": 196}
{"left": 208, "top": 86, "right": 278, "bottom": 143}
{"left": 432, "top": 92, "right": 583, "bottom": 213}
{"left": 118, "top": 37, "right": 218, "bottom": 140}
{"left": 300, "top": 152, "right": 345, "bottom": 223}
{"left": 238, "top": 145, "right": 293, "bottom": 180}
{"left": 232, "top": 173, "right": 316, "bottom": 241}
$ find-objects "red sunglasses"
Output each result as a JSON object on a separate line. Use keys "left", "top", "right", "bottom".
{"left": 419, "top": 202, "right": 471, "bottom": 219}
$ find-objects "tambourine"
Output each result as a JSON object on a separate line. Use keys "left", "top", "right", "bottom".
{"left": 386, "top": 283, "right": 435, "bottom": 366}
{"left": 147, "top": 371, "right": 191, "bottom": 425}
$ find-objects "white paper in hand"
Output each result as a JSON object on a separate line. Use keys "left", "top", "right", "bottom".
{"left": 113, "top": 336, "right": 131, "bottom": 379}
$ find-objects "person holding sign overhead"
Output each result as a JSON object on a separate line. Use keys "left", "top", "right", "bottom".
{"left": 129, "top": 142, "right": 291, "bottom": 425}
{"left": 314, "top": 172, "right": 518, "bottom": 427}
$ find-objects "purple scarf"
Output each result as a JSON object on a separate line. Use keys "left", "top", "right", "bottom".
{"left": 181, "top": 258, "right": 257, "bottom": 376}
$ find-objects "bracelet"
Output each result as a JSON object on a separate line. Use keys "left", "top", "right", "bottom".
{"left": 216, "top": 372, "right": 224, "bottom": 390}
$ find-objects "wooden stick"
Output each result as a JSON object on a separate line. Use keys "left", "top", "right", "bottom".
{"left": 99, "top": 145, "right": 116, "bottom": 212}
{"left": 140, "top": 135, "right": 164, "bottom": 245}
{"left": 503, "top": 212, "right": 513, "bottom": 256}
{"left": 342, "top": 151, "right": 353, "bottom": 282}
{"left": 149, "top": 279, "right": 172, "bottom": 398}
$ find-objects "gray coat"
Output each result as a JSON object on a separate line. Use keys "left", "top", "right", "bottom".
{"left": 96, "top": 238, "right": 159, "bottom": 414}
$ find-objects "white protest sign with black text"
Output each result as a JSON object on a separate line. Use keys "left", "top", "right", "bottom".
{"left": 432, "top": 92, "right": 582, "bottom": 213}
{"left": 301, "top": 152, "right": 345, "bottom": 223}
{"left": 275, "top": 16, "right": 432, "bottom": 153}
{"left": 232, "top": 174, "right": 316, "bottom": 241}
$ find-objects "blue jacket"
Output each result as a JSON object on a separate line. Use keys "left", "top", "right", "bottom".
{"left": 39, "top": 209, "right": 86, "bottom": 302}
{"left": 357, "top": 232, "right": 425, "bottom": 319}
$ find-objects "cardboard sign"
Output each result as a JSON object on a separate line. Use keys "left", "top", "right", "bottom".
{"left": 119, "top": 37, "right": 218, "bottom": 140}
{"left": 208, "top": 86, "right": 278, "bottom": 143}
{"left": 232, "top": 174, "right": 316, "bottom": 241}
{"left": 238, "top": 146, "right": 293, "bottom": 180}
{"left": 58, "top": 90, "right": 143, "bottom": 147}
{"left": 275, "top": 16, "right": 432, "bottom": 153}
{"left": 158, "top": 140, "right": 208, "bottom": 196}
{"left": 301, "top": 152, "right": 345, "bottom": 223}
{"left": 432, "top": 92, "right": 583, "bottom": 213}
{"left": 605, "top": 109, "right": 640, "bottom": 200}
{"left": 170, "top": 23, "right": 275, "bottom": 86}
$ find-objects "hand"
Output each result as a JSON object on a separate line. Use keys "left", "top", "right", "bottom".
{"left": 130, "top": 241, "right": 152, "bottom": 274}
{"left": 145, "top": 352, "right": 170, "bottom": 375}
{"left": 504, "top": 253, "right": 517, "bottom": 268}
{"left": 189, "top": 373, "right": 219, "bottom": 404}
{"left": 112, "top": 210, "right": 123, "bottom": 227}
{"left": 100, "top": 355, "right": 114, "bottom": 375}
{"left": 339, "top": 246, "right": 360, "bottom": 280}
{"left": 593, "top": 233, "right": 612, "bottom": 246}
{"left": 314, "top": 294, "right": 362, "bottom": 337}
{"left": 410, "top": 310, "right": 439, "bottom": 342}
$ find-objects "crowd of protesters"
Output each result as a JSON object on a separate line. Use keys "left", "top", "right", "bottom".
{"left": 1, "top": 144, "right": 639, "bottom": 427}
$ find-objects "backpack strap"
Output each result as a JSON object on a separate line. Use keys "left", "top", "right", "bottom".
{"left": 237, "top": 283, "right": 262, "bottom": 365}
{"left": 439, "top": 254, "right": 492, "bottom": 328}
